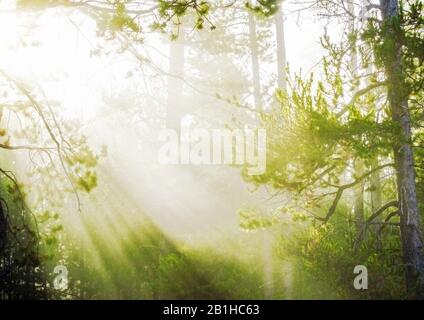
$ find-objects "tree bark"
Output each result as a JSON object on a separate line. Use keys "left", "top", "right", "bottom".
{"left": 370, "top": 156, "right": 383, "bottom": 250}
{"left": 380, "top": 0, "right": 424, "bottom": 298}
{"left": 353, "top": 159, "right": 366, "bottom": 241}
{"left": 0, "top": 192, "right": 6, "bottom": 253}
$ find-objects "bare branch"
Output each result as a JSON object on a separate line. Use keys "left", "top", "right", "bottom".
{"left": 318, "top": 163, "right": 395, "bottom": 222}
{"left": 366, "top": 200, "right": 399, "bottom": 224}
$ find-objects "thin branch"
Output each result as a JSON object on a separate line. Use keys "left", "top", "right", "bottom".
{"left": 318, "top": 163, "right": 394, "bottom": 222}
{"left": 0, "top": 143, "right": 56, "bottom": 151}
{"left": 336, "top": 81, "right": 387, "bottom": 118}
{"left": 366, "top": 200, "right": 399, "bottom": 224}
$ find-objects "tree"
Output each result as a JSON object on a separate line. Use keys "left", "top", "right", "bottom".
{"left": 241, "top": 0, "right": 424, "bottom": 298}
{"left": 0, "top": 48, "right": 101, "bottom": 298}
{"left": 377, "top": 0, "right": 424, "bottom": 297}
{"left": 275, "top": 3, "right": 287, "bottom": 91}
{"left": 6, "top": 0, "right": 424, "bottom": 299}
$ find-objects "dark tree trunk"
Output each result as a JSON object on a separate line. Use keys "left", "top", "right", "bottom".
{"left": 0, "top": 191, "right": 6, "bottom": 254}
{"left": 380, "top": 0, "right": 424, "bottom": 298}
{"left": 370, "top": 157, "right": 383, "bottom": 250}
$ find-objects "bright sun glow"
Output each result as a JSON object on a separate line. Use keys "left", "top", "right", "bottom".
{"left": 0, "top": 0, "right": 328, "bottom": 300}
{"left": 2, "top": 0, "right": 415, "bottom": 301}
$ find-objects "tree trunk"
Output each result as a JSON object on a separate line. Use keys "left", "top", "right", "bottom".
{"left": 248, "top": 12, "right": 262, "bottom": 110}
{"left": 262, "top": 230, "right": 274, "bottom": 299}
{"left": 249, "top": 11, "right": 273, "bottom": 297}
{"left": 370, "top": 156, "right": 383, "bottom": 250}
{"left": 0, "top": 192, "right": 6, "bottom": 253}
{"left": 348, "top": 1, "right": 366, "bottom": 249}
{"left": 380, "top": 0, "right": 424, "bottom": 298}
{"left": 275, "top": 5, "right": 292, "bottom": 298}
{"left": 354, "top": 160, "right": 365, "bottom": 238}
{"left": 275, "top": 5, "right": 287, "bottom": 91}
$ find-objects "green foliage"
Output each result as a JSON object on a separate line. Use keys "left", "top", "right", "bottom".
{"left": 110, "top": 2, "right": 140, "bottom": 33}
{"left": 64, "top": 221, "right": 264, "bottom": 299}
{"left": 17, "top": 0, "right": 54, "bottom": 9}
{"left": 5, "top": 0, "right": 424, "bottom": 300}
{"left": 0, "top": 179, "right": 47, "bottom": 299}
{"left": 282, "top": 205, "right": 406, "bottom": 299}
{"left": 362, "top": 0, "right": 423, "bottom": 100}
{"left": 239, "top": 0, "right": 424, "bottom": 299}
{"left": 238, "top": 209, "right": 277, "bottom": 230}
{"left": 243, "top": 66, "right": 393, "bottom": 205}
{"left": 245, "top": 0, "right": 281, "bottom": 17}
{"left": 156, "top": 0, "right": 213, "bottom": 33}
{"left": 64, "top": 140, "right": 100, "bottom": 193}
